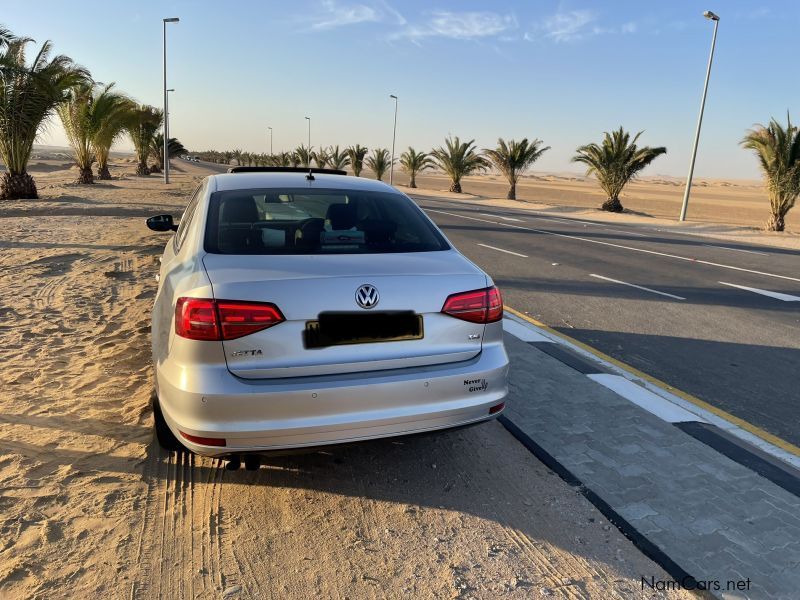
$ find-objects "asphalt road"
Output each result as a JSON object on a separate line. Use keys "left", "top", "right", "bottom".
{"left": 185, "top": 160, "right": 800, "bottom": 447}
{"left": 412, "top": 195, "right": 800, "bottom": 448}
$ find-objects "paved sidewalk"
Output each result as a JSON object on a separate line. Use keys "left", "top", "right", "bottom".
{"left": 501, "top": 331, "right": 800, "bottom": 599}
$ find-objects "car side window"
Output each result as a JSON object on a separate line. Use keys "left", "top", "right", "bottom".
{"left": 174, "top": 185, "right": 203, "bottom": 253}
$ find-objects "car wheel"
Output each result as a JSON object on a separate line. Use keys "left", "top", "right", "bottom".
{"left": 153, "top": 394, "right": 185, "bottom": 452}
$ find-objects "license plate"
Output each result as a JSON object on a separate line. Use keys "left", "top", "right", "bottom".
{"left": 304, "top": 312, "right": 423, "bottom": 348}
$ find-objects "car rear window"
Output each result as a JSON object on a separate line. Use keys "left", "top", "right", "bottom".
{"left": 204, "top": 188, "right": 450, "bottom": 255}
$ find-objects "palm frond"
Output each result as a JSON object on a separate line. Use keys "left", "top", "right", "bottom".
{"left": 431, "top": 137, "right": 488, "bottom": 193}
{"left": 572, "top": 127, "right": 666, "bottom": 211}
{"left": 741, "top": 114, "right": 800, "bottom": 230}
{"left": 365, "top": 148, "right": 392, "bottom": 181}
{"left": 483, "top": 137, "right": 550, "bottom": 199}
{"left": 346, "top": 144, "right": 368, "bottom": 176}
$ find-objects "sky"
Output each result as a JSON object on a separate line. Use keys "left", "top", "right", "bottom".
{"left": 3, "top": 0, "right": 799, "bottom": 179}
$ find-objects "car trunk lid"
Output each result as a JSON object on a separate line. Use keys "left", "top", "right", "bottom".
{"left": 202, "top": 251, "right": 487, "bottom": 379}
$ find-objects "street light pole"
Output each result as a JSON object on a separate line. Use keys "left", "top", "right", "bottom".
{"left": 166, "top": 88, "right": 174, "bottom": 168}
{"left": 389, "top": 94, "right": 398, "bottom": 185}
{"left": 162, "top": 17, "right": 179, "bottom": 184}
{"left": 268, "top": 126, "right": 273, "bottom": 154}
{"left": 679, "top": 11, "right": 719, "bottom": 222}
{"left": 305, "top": 116, "right": 311, "bottom": 149}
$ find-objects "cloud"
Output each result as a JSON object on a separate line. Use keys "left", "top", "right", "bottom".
{"left": 526, "top": 10, "right": 638, "bottom": 43}
{"left": 542, "top": 9, "right": 596, "bottom": 42}
{"left": 392, "top": 11, "right": 517, "bottom": 42}
{"left": 311, "top": 0, "right": 382, "bottom": 31}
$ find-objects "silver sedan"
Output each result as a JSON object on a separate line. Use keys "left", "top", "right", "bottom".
{"left": 147, "top": 169, "right": 509, "bottom": 458}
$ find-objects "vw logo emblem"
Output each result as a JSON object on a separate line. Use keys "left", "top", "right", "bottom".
{"left": 355, "top": 284, "right": 380, "bottom": 309}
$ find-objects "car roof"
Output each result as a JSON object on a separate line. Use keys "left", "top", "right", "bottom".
{"left": 211, "top": 172, "right": 397, "bottom": 193}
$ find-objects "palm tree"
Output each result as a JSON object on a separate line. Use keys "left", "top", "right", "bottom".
{"left": 313, "top": 146, "right": 330, "bottom": 168}
{"left": 92, "top": 87, "right": 134, "bottom": 180}
{"left": 741, "top": 115, "right": 800, "bottom": 231}
{"left": 150, "top": 133, "right": 186, "bottom": 171}
{"left": 483, "top": 138, "right": 550, "bottom": 200}
{"left": 328, "top": 145, "right": 350, "bottom": 170}
{"left": 572, "top": 127, "right": 666, "bottom": 212}
{"left": 274, "top": 151, "right": 292, "bottom": 167}
{"left": 346, "top": 144, "right": 368, "bottom": 176}
{"left": 0, "top": 33, "right": 87, "bottom": 199}
{"left": 125, "top": 104, "right": 163, "bottom": 176}
{"left": 365, "top": 148, "right": 392, "bottom": 181}
{"left": 58, "top": 82, "right": 134, "bottom": 183}
{"left": 399, "top": 147, "right": 433, "bottom": 188}
{"left": 57, "top": 82, "right": 95, "bottom": 183}
{"left": 431, "top": 136, "right": 488, "bottom": 193}
{"left": 295, "top": 144, "right": 313, "bottom": 168}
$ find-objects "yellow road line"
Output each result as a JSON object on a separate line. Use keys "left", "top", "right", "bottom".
{"left": 504, "top": 305, "right": 800, "bottom": 458}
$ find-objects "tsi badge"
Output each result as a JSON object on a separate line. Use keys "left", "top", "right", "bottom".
{"left": 231, "top": 349, "right": 263, "bottom": 358}
{"left": 464, "top": 378, "right": 488, "bottom": 393}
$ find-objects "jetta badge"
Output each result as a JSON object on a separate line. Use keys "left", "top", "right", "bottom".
{"left": 355, "top": 284, "right": 380, "bottom": 309}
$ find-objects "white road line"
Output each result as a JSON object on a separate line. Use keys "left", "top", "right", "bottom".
{"left": 530, "top": 215, "right": 597, "bottom": 226}
{"left": 601, "top": 227, "right": 651, "bottom": 238}
{"left": 477, "top": 243, "right": 528, "bottom": 258}
{"left": 587, "top": 374, "right": 704, "bottom": 423}
{"left": 589, "top": 274, "right": 686, "bottom": 300}
{"left": 703, "top": 244, "right": 769, "bottom": 256}
{"left": 502, "top": 318, "right": 553, "bottom": 342}
{"left": 527, "top": 215, "right": 651, "bottom": 237}
{"left": 425, "top": 209, "right": 800, "bottom": 283}
{"left": 479, "top": 213, "right": 523, "bottom": 222}
{"left": 718, "top": 281, "right": 800, "bottom": 302}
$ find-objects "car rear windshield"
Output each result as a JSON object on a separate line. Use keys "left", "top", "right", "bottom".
{"left": 204, "top": 188, "right": 450, "bottom": 255}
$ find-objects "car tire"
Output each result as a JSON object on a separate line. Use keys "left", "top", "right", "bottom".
{"left": 153, "top": 394, "right": 185, "bottom": 452}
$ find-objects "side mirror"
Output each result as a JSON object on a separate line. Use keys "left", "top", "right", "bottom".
{"left": 147, "top": 214, "right": 178, "bottom": 232}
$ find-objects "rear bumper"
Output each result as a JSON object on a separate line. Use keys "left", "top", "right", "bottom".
{"left": 156, "top": 343, "right": 509, "bottom": 457}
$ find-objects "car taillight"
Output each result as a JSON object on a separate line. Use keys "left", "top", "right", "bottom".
{"left": 175, "top": 297, "right": 219, "bottom": 340}
{"left": 441, "top": 286, "right": 503, "bottom": 324}
{"left": 175, "top": 298, "right": 284, "bottom": 340}
{"left": 216, "top": 300, "right": 284, "bottom": 340}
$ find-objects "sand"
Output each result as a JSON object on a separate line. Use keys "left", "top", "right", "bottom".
{"left": 0, "top": 156, "right": 695, "bottom": 599}
{"left": 385, "top": 169, "right": 800, "bottom": 236}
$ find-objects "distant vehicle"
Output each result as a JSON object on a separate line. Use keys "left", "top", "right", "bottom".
{"left": 146, "top": 168, "right": 509, "bottom": 458}
{"left": 192, "top": 156, "right": 200, "bottom": 162}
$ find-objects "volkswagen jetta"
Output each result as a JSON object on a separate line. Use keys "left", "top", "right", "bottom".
{"left": 147, "top": 168, "right": 509, "bottom": 457}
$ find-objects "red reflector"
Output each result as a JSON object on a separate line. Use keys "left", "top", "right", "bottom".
{"left": 175, "top": 298, "right": 285, "bottom": 341}
{"left": 489, "top": 402, "right": 505, "bottom": 415}
{"left": 441, "top": 286, "right": 503, "bottom": 324}
{"left": 180, "top": 431, "right": 226, "bottom": 446}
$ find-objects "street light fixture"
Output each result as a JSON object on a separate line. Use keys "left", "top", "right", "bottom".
{"left": 389, "top": 94, "right": 398, "bottom": 185}
{"left": 268, "top": 126, "right": 273, "bottom": 154}
{"left": 162, "top": 17, "right": 179, "bottom": 184}
{"left": 679, "top": 10, "right": 719, "bottom": 222}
